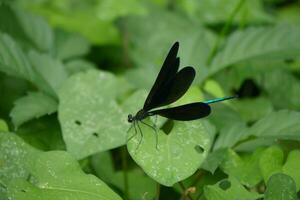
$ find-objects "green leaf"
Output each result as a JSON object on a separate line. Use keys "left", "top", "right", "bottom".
{"left": 125, "top": 10, "right": 216, "bottom": 87}
{"left": 203, "top": 79, "right": 225, "bottom": 98}
{"left": 209, "top": 24, "right": 300, "bottom": 75}
{"left": 0, "top": 132, "right": 38, "bottom": 187}
{"left": 58, "top": 70, "right": 128, "bottom": 159}
{"left": 233, "top": 97, "right": 273, "bottom": 122}
{"left": 124, "top": 90, "right": 215, "bottom": 186}
{"left": 213, "top": 122, "right": 248, "bottom": 150}
{"left": 16, "top": 116, "right": 65, "bottom": 151}
{"left": 171, "top": 86, "right": 204, "bottom": 107}
{"left": 127, "top": 119, "right": 215, "bottom": 186}
{"left": 259, "top": 69, "right": 300, "bottom": 110}
{"left": 204, "top": 177, "right": 261, "bottom": 200}
{"left": 265, "top": 173, "right": 298, "bottom": 200}
{"left": 0, "top": 119, "right": 8, "bottom": 132}
{"left": 91, "top": 152, "right": 156, "bottom": 200}
{"left": 18, "top": 1, "right": 118, "bottom": 44}
{"left": 0, "top": 74, "right": 29, "bottom": 115}
{"left": 244, "top": 110, "right": 300, "bottom": 141}
{"left": 278, "top": 3, "right": 300, "bottom": 25}
{"left": 178, "top": 0, "right": 273, "bottom": 24}
{"left": 112, "top": 170, "right": 156, "bottom": 200}
{"left": 0, "top": 34, "right": 53, "bottom": 95}
{"left": 282, "top": 150, "right": 300, "bottom": 189}
{"left": 206, "top": 102, "right": 243, "bottom": 131}
{"left": 201, "top": 148, "right": 227, "bottom": 174}
{"left": 64, "top": 59, "right": 96, "bottom": 75}
{"left": 96, "top": 0, "right": 146, "bottom": 21}
{"left": 220, "top": 148, "right": 263, "bottom": 187}
{"left": 0, "top": 4, "right": 54, "bottom": 52}
{"left": 259, "top": 146, "right": 284, "bottom": 182}
{"left": 7, "top": 151, "right": 122, "bottom": 200}
{"left": 235, "top": 138, "right": 276, "bottom": 152}
{"left": 91, "top": 152, "right": 115, "bottom": 182}
{"left": 235, "top": 110, "right": 300, "bottom": 151}
{"left": 28, "top": 51, "right": 69, "bottom": 96}
{"left": 0, "top": 33, "right": 36, "bottom": 82}
{"left": 0, "top": 4, "right": 30, "bottom": 47}
{"left": 10, "top": 92, "right": 57, "bottom": 128}
{"left": 54, "top": 30, "right": 90, "bottom": 60}
{"left": 15, "top": 8, "right": 54, "bottom": 52}
{"left": 0, "top": 132, "right": 122, "bottom": 200}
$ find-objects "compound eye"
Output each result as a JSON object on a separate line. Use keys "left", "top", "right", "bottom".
{"left": 128, "top": 114, "right": 133, "bottom": 123}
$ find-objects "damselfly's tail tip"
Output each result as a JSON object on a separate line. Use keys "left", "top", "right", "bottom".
{"left": 204, "top": 95, "right": 238, "bottom": 104}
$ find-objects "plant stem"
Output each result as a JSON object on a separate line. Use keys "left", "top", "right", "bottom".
{"left": 206, "top": 0, "right": 247, "bottom": 66}
{"left": 121, "top": 146, "right": 129, "bottom": 200}
{"left": 120, "top": 20, "right": 131, "bottom": 69}
{"left": 191, "top": 170, "right": 204, "bottom": 186}
{"left": 155, "top": 182, "right": 160, "bottom": 200}
{"left": 190, "top": 170, "right": 205, "bottom": 200}
{"left": 179, "top": 182, "right": 194, "bottom": 200}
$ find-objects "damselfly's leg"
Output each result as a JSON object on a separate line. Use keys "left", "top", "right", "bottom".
{"left": 140, "top": 120, "right": 156, "bottom": 132}
{"left": 140, "top": 120, "right": 158, "bottom": 150}
{"left": 136, "top": 122, "right": 143, "bottom": 151}
{"left": 126, "top": 122, "right": 137, "bottom": 143}
{"left": 154, "top": 115, "right": 158, "bottom": 129}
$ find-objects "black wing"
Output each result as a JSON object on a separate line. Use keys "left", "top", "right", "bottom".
{"left": 144, "top": 66, "right": 195, "bottom": 110}
{"left": 143, "top": 42, "right": 180, "bottom": 110}
{"left": 149, "top": 102, "right": 211, "bottom": 121}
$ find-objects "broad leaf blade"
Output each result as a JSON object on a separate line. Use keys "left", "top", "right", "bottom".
{"left": 204, "top": 177, "right": 260, "bottom": 200}
{"left": 125, "top": 91, "right": 215, "bottom": 186}
{"left": 0, "top": 132, "right": 122, "bottom": 200}
{"left": 8, "top": 151, "right": 122, "bottom": 200}
{"left": 10, "top": 92, "right": 58, "bottom": 128}
{"left": 282, "top": 150, "right": 300, "bottom": 189}
{"left": 209, "top": 25, "right": 300, "bottom": 75}
{"left": 244, "top": 110, "right": 300, "bottom": 141}
{"left": 125, "top": 10, "right": 216, "bottom": 87}
{"left": 0, "top": 33, "right": 52, "bottom": 94}
{"left": 259, "top": 146, "right": 284, "bottom": 183}
{"left": 0, "top": 132, "right": 38, "bottom": 185}
{"left": 0, "top": 4, "right": 53, "bottom": 52}
{"left": 0, "top": 33, "right": 36, "bottom": 81}
{"left": 15, "top": 8, "right": 54, "bottom": 52}
{"left": 54, "top": 30, "right": 90, "bottom": 60}
{"left": 28, "top": 51, "right": 69, "bottom": 96}
{"left": 220, "top": 149, "right": 263, "bottom": 187}
{"left": 265, "top": 173, "right": 298, "bottom": 200}
{"left": 58, "top": 70, "right": 128, "bottom": 159}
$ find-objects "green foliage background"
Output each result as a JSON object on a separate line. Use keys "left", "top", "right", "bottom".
{"left": 1, "top": 0, "right": 300, "bottom": 199}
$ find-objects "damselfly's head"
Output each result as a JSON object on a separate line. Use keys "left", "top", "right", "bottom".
{"left": 127, "top": 114, "right": 134, "bottom": 123}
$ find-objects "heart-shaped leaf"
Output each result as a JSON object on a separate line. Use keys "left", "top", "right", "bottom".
{"left": 58, "top": 70, "right": 128, "bottom": 159}
{"left": 127, "top": 120, "right": 215, "bottom": 186}
{"left": 124, "top": 90, "right": 215, "bottom": 186}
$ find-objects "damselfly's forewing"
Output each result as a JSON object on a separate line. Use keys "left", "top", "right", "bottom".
{"left": 149, "top": 102, "right": 211, "bottom": 121}
{"left": 143, "top": 42, "right": 198, "bottom": 113}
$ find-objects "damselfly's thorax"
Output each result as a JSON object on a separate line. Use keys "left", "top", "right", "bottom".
{"left": 127, "top": 109, "right": 150, "bottom": 123}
